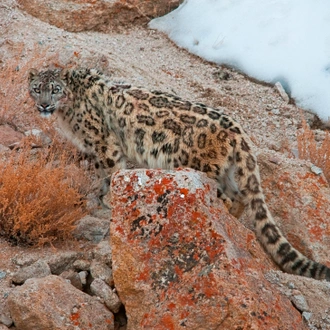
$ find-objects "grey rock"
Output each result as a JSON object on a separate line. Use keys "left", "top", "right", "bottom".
{"left": 93, "top": 240, "right": 112, "bottom": 265}
{"left": 12, "top": 254, "right": 39, "bottom": 267}
{"left": 78, "top": 271, "right": 88, "bottom": 286}
{"left": 90, "top": 278, "right": 121, "bottom": 313}
{"left": 0, "top": 313, "right": 13, "bottom": 327}
{"left": 12, "top": 260, "right": 51, "bottom": 284}
{"left": 24, "top": 129, "right": 52, "bottom": 145}
{"left": 73, "top": 259, "right": 91, "bottom": 271}
{"left": 46, "top": 251, "right": 80, "bottom": 275}
{"left": 291, "top": 294, "right": 309, "bottom": 313}
{"left": 59, "top": 269, "right": 83, "bottom": 291}
{"left": 302, "top": 312, "right": 312, "bottom": 321}
{"left": 90, "top": 261, "right": 114, "bottom": 287}
{"left": 73, "top": 216, "right": 110, "bottom": 243}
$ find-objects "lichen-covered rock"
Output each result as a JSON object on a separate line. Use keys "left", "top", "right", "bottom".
{"left": 110, "top": 169, "right": 307, "bottom": 330}
{"left": 258, "top": 150, "right": 330, "bottom": 265}
{"left": 8, "top": 275, "right": 114, "bottom": 330}
{"left": 17, "top": 0, "right": 183, "bottom": 32}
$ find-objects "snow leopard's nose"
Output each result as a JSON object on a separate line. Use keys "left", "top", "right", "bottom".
{"left": 40, "top": 103, "right": 50, "bottom": 110}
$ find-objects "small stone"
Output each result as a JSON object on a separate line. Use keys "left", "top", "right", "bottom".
{"left": 78, "top": 271, "right": 88, "bottom": 285}
{"left": 271, "top": 108, "right": 280, "bottom": 115}
{"left": 275, "top": 82, "right": 290, "bottom": 103}
{"left": 90, "top": 261, "right": 114, "bottom": 287}
{"left": 302, "top": 312, "right": 312, "bottom": 321}
{"left": 24, "top": 129, "right": 52, "bottom": 145}
{"left": 286, "top": 282, "right": 295, "bottom": 289}
{"left": 12, "top": 260, "right": 51, "bottom": 284}
{"left": 90, "top": 278, "right": 122, "bottom": 313}
{"left": 269, "top": 157, "right": 281, "bottom": 165}
{"left": 46, "top": 251, "right": 80, "bottom": 275}
{"left": 311, "top": 165, "right": 323, "bottom": 175}
{"left": 60, "top": 270, "right": 83, "bottom": 291}
{"left": 73, "top": 259, "right": 91, "bottom": 271}
{"left": 93, "top": 240, "right": 112, "bottom": 265}
{"left": 0, "top": 314, "right": 13, "bottom": 327}
{"left": 0, "top": 271, "right": 6, "bottom": 280}
{"left": 291, "top": 294, "right": 309, "bottom": 313}
{"left": 12, "top": 254, "right": 39, "bottom": 267}
{"left": 73, "top": 216, "right": 110, "bottom": 243}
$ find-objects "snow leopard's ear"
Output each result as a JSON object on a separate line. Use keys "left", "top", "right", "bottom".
{"left": 28, "top": 68, "right": 39, "bottom": 82}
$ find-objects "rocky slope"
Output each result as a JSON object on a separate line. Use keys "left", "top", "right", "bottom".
{"left": 1, "top": 0, "right": 330, "bottom": 329}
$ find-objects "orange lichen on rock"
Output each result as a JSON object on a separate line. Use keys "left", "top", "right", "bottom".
{"left": 110, "top": 168, "right": 307, "bottom": 330}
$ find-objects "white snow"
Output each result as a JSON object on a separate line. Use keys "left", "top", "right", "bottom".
{"left": 149, "top": 0, "right": 330, "bottom": 120}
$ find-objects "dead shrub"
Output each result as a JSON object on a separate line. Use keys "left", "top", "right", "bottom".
{"left": 0, "top": 143, "right": 91, "bottom": 246}
{"left": 297, "top": 119, "right": 330, "bottom": 181}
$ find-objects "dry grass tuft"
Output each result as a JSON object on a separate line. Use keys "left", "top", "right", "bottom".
{"left": 297, "top": 119, "right": 330, "bottom": 181}
{"left": 0, "top": 143, "right": 91, "bottom": 246}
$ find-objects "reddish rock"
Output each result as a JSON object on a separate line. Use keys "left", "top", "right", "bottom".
{"left": 0, "top": 125, "right": 24, "bottom": 147}
{"left": 17, "top": 0, "right": 183, "bottom": 32}
{"left": 8, "top": 275, "right": 114, "bottom": 330}
{"left": 258, "top": 151, "right": 330, "bottom": 265}
{"left": 110, "top": 169, "right": 307, "bottom": 330}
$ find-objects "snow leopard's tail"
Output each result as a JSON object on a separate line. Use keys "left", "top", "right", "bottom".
{"left": 235, "top": 136, "right": 330, "bottom": 281}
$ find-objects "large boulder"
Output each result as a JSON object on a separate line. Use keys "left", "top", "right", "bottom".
{"left": 17, "top": 0, "right": 183, "bottom": 32}
{"left": 110, "top": 168, "right": 307, "bottom": 330}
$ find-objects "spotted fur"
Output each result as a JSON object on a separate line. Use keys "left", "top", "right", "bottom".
{"left": 28, "top": 67, "right": 330, "bottom": 281}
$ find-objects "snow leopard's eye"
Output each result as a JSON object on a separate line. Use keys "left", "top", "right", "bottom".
{"left": 52, "top": 85, "right": 61, "bottom": 94}
{"left": 33, "top": 87, "right": 40, "bottom": 94}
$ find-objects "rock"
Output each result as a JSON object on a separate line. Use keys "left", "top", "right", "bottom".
{"left": 291, "top": 294, "right": 309, "bottom": 313}
{"left": 93, "top": 240, "right": 112, "bottom": 265}
{"left": 17, "top": 0, "right": 182, "bottom": 32}
{"left": 73, "top": 259, "right": 91, "bottom": 271}
{"left": 90, "top": 261, "right": 114, "bottom": 287}
{"left": 0, "top": 314, "right": 13, "bottom": 327}
{"left": 12, "top": 254, "right": 39, "bottom": 267}
{"left": 110, "top": 169, "right": 306, "bottom": 330}
{"left": 73, "top": 216, "right": 110, "bottom": 243}
{"left": 257, "top": 150, "right": 330, "bottom": 264}
{"left": 8, "top": 275, "right": 114, "bottom": 330}
{"left": 275, "top": 81, "right": 290, "bottom": 103}
{"left": 0, "top": 144, "right": 9, "bottom": 153}
{"left": 24, "top": 129, "right": 52, "bottom": 146}
{"left": 78, "top": 271, "right": 88, "bottom": 286}
{"left": 310, "top": 164, "right": 323, "bottom": 175}
{"left": 46, "top": 251, "right": 80, "bottom": 275}
{"left": 0, "top": 325, "right": 10, "bottom": 330}
{"left": 266, "top": 270, "right": 330, "bottom": 329}
{"left": 12, "top": 260, "right": 51, "bottom": 284}
{"left": 60, "top": 269, "right": 83, "bottom": 291}
{"left": 0, "top": 125, "right": 24, "bottom": 147}
{"left": 90, "top": 278, "right": 122, "bottom": 313}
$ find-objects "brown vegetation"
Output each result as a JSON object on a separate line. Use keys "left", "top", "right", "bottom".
{"left": 0, "top": 142, "right": 91, "bottom": 246}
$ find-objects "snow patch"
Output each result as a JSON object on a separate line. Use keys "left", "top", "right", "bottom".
{"left": 150, "top": 0, "right": 330, "bottom": 120}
